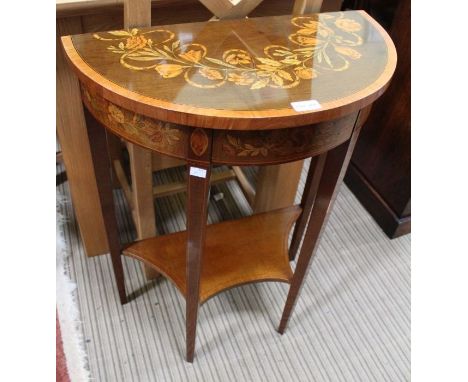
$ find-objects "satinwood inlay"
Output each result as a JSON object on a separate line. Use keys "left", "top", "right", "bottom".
{"left": 190, "top": 128, "right": 209, "bottom": 156}
{"left": 63, "top": 11, "right": 397, "bottom": 129}
{"left": 91, "top": 13, "right": 364, "bottom": 91}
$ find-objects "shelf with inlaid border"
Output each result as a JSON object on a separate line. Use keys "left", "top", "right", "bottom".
{"left": 123, "top": 206, "right": 301, "bottom": 303}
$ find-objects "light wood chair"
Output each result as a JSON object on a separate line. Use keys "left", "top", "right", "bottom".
{"left": 116, "top": 0, "right": 324, "bottom": 279}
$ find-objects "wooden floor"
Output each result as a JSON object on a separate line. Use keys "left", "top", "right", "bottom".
{"left": 57, "top": 161, "right": 411, "bottom": 381}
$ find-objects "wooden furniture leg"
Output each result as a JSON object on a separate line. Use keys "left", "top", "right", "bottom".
{"left": 127, "top": 144, "right": 159, "bottom": 279}
{"left": 289, "top": 153, "right": 327, "bottom": 261}
{"left": 84, "top": 108, "right": 127, "bottom": 305}
{"left": 253, "top": 161, "right": 304, "bottom": 213}
{"left": 185, "top": 162, "right": 212, "bottom": 362}
{"left": 122, "top": 0, "right": 160, "bottom": 280}
{"left": 293, "top": 0, "right": 324, "bottom": 14}
{"left": 56, "top": 17, "right": 109, "bottom": 257}
{"left": 279, "top": 117, "right": 363, "bottom": 334}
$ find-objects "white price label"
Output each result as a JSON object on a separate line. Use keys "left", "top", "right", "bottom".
{"left": 290, "top": 99, "right": 321, "bottom": 112}
{"left": 189, "top": 166, "right": 207, "bottom": 178}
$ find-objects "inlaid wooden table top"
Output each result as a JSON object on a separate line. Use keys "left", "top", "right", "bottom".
{"left": 62, "top": 10, "right": 396, "bottom": 130}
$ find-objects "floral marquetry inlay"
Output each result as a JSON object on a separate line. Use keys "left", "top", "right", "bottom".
{"left": 92, "top": 12, "right": 364, "bottom": 90}
{"left": 81, "top": 87, "right": 188, "bottom": 158}
{"left": 211, "top": 113, "right": 357, "bottom": 165}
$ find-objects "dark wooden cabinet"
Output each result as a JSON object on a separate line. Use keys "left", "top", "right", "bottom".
{"left": 344, "top": 0, "right": 410, "bottom": 238}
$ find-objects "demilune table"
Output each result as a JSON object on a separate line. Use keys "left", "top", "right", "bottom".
{"left": 62, "top": 10, "right": 396, "bottom": 362}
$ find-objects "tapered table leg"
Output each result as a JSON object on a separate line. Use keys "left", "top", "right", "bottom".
{"left": 185, "top": 162, "right": 212, "bottom": 362}
{"left": 84, "top": 108, "right": 127, "bottom": 305}
{"left": 279, "top": 120, "right": 363, "bottom": 334}
{"left": 289, "top": 153, "right": 327, "bottom": 261}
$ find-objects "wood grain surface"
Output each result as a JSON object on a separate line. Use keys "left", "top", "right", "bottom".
{"left": 62, "top": 11, "right": 397, "bottom": 130}
{"left": 123, "top": 206, "right": 301, "bottom": 303}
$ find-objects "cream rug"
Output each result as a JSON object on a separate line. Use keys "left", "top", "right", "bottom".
{"left": 57, "top": 194, "right": 91, "bottom": 382}
{"left": 56, "top": 161, "right": 410, "bottom": 381}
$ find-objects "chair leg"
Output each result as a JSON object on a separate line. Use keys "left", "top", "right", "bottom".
{"left": 127, "top": 143, "right": 160, "bottom": 280}
{"left": 84, "top": 108, "right": 127, "bottom": 305}
{"left": 279, "top": 124, "right": 362, "bottom": 334}
{"left": 185, "top": 163, "right": 211, "bottom": 362}
{"left": 253, "top": 161, "right": 303, "bottom": 214}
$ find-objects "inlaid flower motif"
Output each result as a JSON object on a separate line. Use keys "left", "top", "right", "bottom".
{"left": 227, "top": 73, "right": 255, "bottom": 86}
{"left": 95, "top": 12, "right": 365, "bottom": 90}
{"left": 108, "top": 104, "right": 125, "bottom": 123}
{"left": 125, "top": 35, "right": 148, "bottom": 50}
{"left": 290, "top": 35, "right": 323, "bottom": 46}
{"left": 179, "top": 49, "right": 203, "bottom": 63}
{"left": 223, "top": 50, "right": 252, "bottom": 65}
{"left": 155, "top": 64, "right": 185, "bottom": 78}
{"left": 335, "top": 18, "right": 361, "bottom": 32}
{"left": 199, "top": 67, "right": 224, "bottom": 80}
{"left": 297, "top": 21, "right": 320, "bottom": 35}
{"left": 294, "top": 67, "right": 317, "bottom": 80}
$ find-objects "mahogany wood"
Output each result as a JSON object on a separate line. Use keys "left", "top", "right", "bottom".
{"left": 62, "top": 11, "right": 397, "bottom": 130}
{"left": 211, "top": 113, "right": 356, "bottom": 165}
{"left": 344, "top": 0, "right": 410, "bottom": 238}
{"left": 279, "top": 109, "right": 363, "bottom": 333}
{"left": 62, "top": 10, "right": 396, "bottom": 362}
{"left": 123, "top": 206, "right": 300, "bottom": 302}
{"left": 288, "top": 152, "right": 327, "bottom": 260}
{"left": 83, "top": 108, "right": 127, "bottom": 304}
{"left": 56, "top": 0, "right": 343, "bottom": 258}
{"left": 184, "top": 128, "right": 213, "bottom": 362}
{"left": 113, "top": 159, "right": 135, "bottom": 213}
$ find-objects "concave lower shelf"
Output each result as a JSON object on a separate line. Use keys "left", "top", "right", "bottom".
{"left": 123, "top": 206, "right": 302, "bottom": 303}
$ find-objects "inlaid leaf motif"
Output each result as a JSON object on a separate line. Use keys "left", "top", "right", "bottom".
{"left": 127, "top": 55, "right": 160, "bottom": 61}
{"left": 108, "top": 104, "right": 125, "bottom": 123}
{"left": 190, "top": 128, "right": 209, "bottom": 156}
{"left": 172, "top": 40, "right": 180, "bottom": 50}
{"left": 179, "top": 49, "right": 202, "bottom": 63}
{"left": 334, "top": 46, "right": 361, "bottom": 59}
{"left": 257, "top": 65, "right": 279, "bottom": 72}
{"left": 108, "top": 30, "right": 133, "bottom": 37}
{"left": 84, "top": 89, "right": 185, "bottom": 155}
{"left": 271, "top": 74, "right": 284, "bottom": 86}
{"left": 335, "top": 18, "right": 362, "bottom": 32}
{"left": 281, "top": 57, "right": 302, "bottom": 65}
{"left": 250, "top": 79, "right": 269, "bottom": 90}
{"left": 256, "top": 57, "right": 282, "bottom": 67}
{"left": 94, "top": 12, "right": 364, "bottom": 90}
{"left": 224, "top": 50, "right": 252, "bottom": 65}
{"left": 227, "top": 73, "right": 255, "bottom": 86}
{"left": 155, "top": 64, "right": 185, "bottom": 78}
{"left": 199, "top": 67, "right": 224, "bottom": 80}
{"left": 276, "top": 70, "right": 293, "bottom": 81}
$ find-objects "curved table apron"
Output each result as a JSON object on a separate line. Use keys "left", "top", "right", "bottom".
{"left": 62, "top": 10, "right": 396, "bottom": 362}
